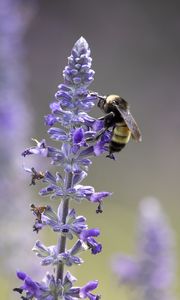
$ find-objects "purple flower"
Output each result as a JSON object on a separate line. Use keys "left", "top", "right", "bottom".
{"left": 112, "top": 197, "right": 175, "bottom": 300}
{"left": 14, "top": 271, "right": 47, "bottom": 299}
{"left": 48, "top": 37, "right": 96, "bottom": 130}
{"left": 93, "top": 131, "right": 111, "bottom": 157}
{"left": 48, "top": 127, "right": 68, "bottom": 142}
{"left": 73, "top": 128, "right": 84, "bottom": 144}
{"left": 80, "top": 229, "right": 102, "bottom": 255}
{"left": 42, "top": 206, "right": 88, "bottom": 240}
{"left": 80, "top": 228, "right": 100, "bottom": 240}
{"left": 68, "top": 185, "right": 111, "bottom": 209}
{"left": 59, "top": 240, "right": 87, "bottom": 267}
{"left": 17, "top": 37, "right": 112, "bottom": 300}
{"left": 89, "top": 191, "right": 112, "bottom": 203}
{"left": 14, "top": 271, "right": 67, "bottom": 299}
{"left": 22, "top": 139, "right": 49, "bottom": 158}
{"left": 14, "top": 271, "right": 100, "bottom": 300}
{"left": 80, "top": 281, "right": 100, "bottom": 300}
{"left": 32, "top": 240, "right": 86, "bottom": 267}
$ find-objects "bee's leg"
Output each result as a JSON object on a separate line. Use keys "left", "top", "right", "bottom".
{"left": 86, "top": 127, "right": 107, "bottom": 142}
{"left": 94, "top": 127, "right": 108, "bottom": 140}
{"left": 106, "top": 153, "right": 115, "bottom": 160}
{"left": 86, "top": 112, "right": 114, "bottom": 142}
{"left": 98, "top": 111, "right": 115, "bottom": 121}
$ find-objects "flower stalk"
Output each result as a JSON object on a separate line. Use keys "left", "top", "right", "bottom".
{"left": 56, "top": 171, "right": 73, "bottom": 282}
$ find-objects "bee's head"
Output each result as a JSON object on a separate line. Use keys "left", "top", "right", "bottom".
{"left": 118, "top": 97, "right": 129, "bottom": 110}
{"left": 97, "top": 96, "right": 106, "bottom": 110}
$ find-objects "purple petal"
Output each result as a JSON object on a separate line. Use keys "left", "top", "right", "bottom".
{"left": 44, "top": 171, "right": 57, "bottom": 184}
{"left": 86, "top": 237, "right": 102, "bottom": 255}
{"left": 80, "top": 280, "right": 99, "bottom": 299}
{"left": 55, "top": 91, "right": 73, "bottom": 102}
{"left": 22, "top": 139, "right": 48, "bottom": 157}
{"left": 80, "top": 229, "right": 100, "bottom": 241}
{"left": 73, "top": 171, "right": 87, "bottom": 185}
{"left": 58, "top": 83, "right": 72, "bottom": 91}
{"left": 73, "top": 127, "right": 84, "bottom": 144}
{"left": 90, "top": 240, "right": 102, "bottom": 255}
{"left": 78, "top": 158, "right": 92, "bottom": 166}
{"left": 63, "top": 271, "right": 77, "bottom": 290}
{"left": 44, "top": 114, "right": 57, "bottom": 126}
{"left": 69, "top": 240, "right": 85, "bottom": 255}
{"left": 90, "top": 191, "right": 112, "bottom": 203}
{"left": 78, "top": 146, "right": 95, "bottom": 157}
{"left": 61, "top": 143, "right": 71, "bottom": 159}
{"left": 93, "top": 141, "right": 106, "bottom": 156}
{"left": 16, "top": 271, "right": 27, "bottom": 280}
{"left": 24, "top": 276, "right": 39, "bottom": 293}
{"left": 92, "top": 120, "right": 104, "bottom": 131}
{"left": 48, "top": 127, "right": 68, "bottom": 141}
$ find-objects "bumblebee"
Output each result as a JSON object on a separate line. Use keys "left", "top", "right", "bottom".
{"left": 92, "top": 93, "right": 142, "bottom": 159}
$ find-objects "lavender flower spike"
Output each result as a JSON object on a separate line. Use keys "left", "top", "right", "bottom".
{"left": 15, "top": 37, "right": 111, "bottom": 299}
{"left": 112, "top": 197, "right": 175, "bottom": 300}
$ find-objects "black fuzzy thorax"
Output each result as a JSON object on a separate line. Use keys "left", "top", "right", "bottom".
{"left": 103, "top": 102, "right": 124, "bottom": 128}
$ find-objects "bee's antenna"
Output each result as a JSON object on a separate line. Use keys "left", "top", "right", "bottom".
{"left": 89, "top": 91, "right": 106, "bottom": 100}
{"left": 97, "top": 95, "right": 106, "bottom": 100}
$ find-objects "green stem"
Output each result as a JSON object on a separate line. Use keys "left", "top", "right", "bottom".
{"left": 56, "top": 171, "right": 73, "bottom": 283}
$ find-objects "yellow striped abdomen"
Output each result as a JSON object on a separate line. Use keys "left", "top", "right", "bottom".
{"left": 110, "top": 122, "right": 131, "bottom": 153}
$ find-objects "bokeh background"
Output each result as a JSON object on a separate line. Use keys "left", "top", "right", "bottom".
{"left": 1, "top": 0, "right": 180, "bottom": 299}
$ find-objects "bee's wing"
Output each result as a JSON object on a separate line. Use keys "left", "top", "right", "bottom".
{"left": 24, "top": 167, "right": 33, "bottom": 173}
{"left": 115, "top": 105, "right": 142, "bottom": 142}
